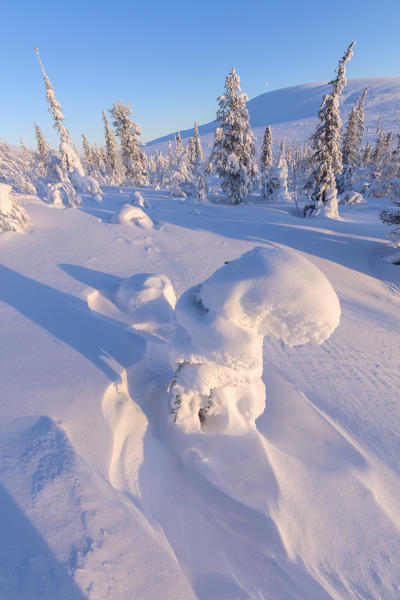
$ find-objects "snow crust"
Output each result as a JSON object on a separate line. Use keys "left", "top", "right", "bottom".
{"left": 169, "top": 246, "right": 340, "bottom": 433}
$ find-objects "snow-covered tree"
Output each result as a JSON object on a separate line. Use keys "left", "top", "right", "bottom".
{"left": 260, "top": 126, "right": 273, "bottom": 199}
{"left": 35, "top": 47, "right": 101, "bottom": 204}
{"left": 304, "top": 42, "right": 356, "bottom": 218}
{"left": 0, "top": 143, "right": 36, "bottom": 195}
{"left": 338, "top": 87, "right": 368, "bottom": 192}
{"left": 212, "top": 67, "right": 257, "bottom": 204}
{"left": 102, "top": 109, "right": 125, "bottom": 185}
{"left": 0, "top": 183, "right": 31, "bottom": 232}
{"left": 362, "top": 141, "right": 372, "bottom": 167}
{"left": 380, "top": 198, "right": 400, "bottom": 246}
{"left": 368, "top": 129, "right": 394, "bottom": 197}
{"left": 34, "top": 123, "right": 50, "bottom": 159}
{"left": 109, "top": 101, "right": 148, "bottom": 186}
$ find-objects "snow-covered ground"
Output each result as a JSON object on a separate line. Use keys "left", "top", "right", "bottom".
{"left": 1, "top": 188, "right": 400, "bottom": 599}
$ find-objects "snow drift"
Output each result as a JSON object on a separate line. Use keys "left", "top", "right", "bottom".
{"left": 169, "top": 245, "right": 341, "bottom": 433}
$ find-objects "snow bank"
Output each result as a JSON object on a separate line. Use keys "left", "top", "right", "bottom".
{"left": 0, "top": 184, "right": 31, "bottom": 232}
{"left": 111, "top": 204, "right": 154, "bottom": 229}
{"left": 169, "top": 245, "right": 340, "bottom": 433}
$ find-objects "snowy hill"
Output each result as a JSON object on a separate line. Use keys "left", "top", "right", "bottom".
{"left": 146, "top": 77, "right": 400, "bottom": 152}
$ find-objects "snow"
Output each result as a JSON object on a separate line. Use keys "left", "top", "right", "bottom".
{"left": 169, "top": 246, "right": 340, "bottom": 434}
{"left": 0, "top": 186, "right": 400, "bottom": 599}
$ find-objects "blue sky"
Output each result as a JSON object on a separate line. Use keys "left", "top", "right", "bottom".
{"left": 1, "top": 0, "right": 399, "bottom": 149}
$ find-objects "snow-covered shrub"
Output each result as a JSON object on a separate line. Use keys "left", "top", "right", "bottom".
{"left": 338, "top": 190, "right": 365, "bottom": 205}
{"left": 380, "top": 196, "right": 400, "bottom": 247}
{"left": 0, "top": 144, "right": 36, "bottom": 195}
{"left": 264, "top": 155, "right": 291, "bottom": 202}
{"left": 0, "top": 184, "right": 31, "bottom": 232}
{"left": 130, "top": 190, "right": 151, "bottom": 209}
{"left": 110, "top": 204, "right": 153, "bottom": 229}
{"left": 169, "top": 245, "right": 341, "bottom": 434}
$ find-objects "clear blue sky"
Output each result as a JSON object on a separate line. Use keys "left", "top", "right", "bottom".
{"left": 1, "top": 0, "right": 399, "bottom": 149}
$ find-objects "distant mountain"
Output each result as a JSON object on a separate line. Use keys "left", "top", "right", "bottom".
{"left": 146, "top": 77, "right": 400, "bottom": 152}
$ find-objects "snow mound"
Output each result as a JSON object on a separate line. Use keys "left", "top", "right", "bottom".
{"left": 111, "top": 204, "right": 154, "bottom": 229}
{"left": 169, "top": 245, "right": 340, "bottom": 433}
{"left": 115, "top": 273, "right": 176, "bottom": 334}
{"left": 0, "top": 184, "right": 31, "bottom": 232}
{"left": 130, "top": 190, "right": 151, "bottom": 209}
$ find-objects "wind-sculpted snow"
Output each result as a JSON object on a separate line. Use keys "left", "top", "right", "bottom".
{"left": 169, "top": 245, "right": 341, "bottom": 433}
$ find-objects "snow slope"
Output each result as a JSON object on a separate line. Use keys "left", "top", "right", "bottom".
{"left": 146, "top": 77, "right": 400, "bottom": 153}
{"left": 1, "top": 189, "right": 400, "bottom": 599}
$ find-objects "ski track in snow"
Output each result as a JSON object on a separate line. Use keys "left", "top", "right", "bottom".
{"left": 0, "top": 187, "right": 400, "bottom": 599}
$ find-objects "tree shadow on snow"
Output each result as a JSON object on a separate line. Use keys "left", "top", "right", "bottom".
{"left": 0, "top": 266, "right": 145, "bottom": 381}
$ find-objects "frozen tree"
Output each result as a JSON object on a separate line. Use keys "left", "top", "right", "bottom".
{"left": 212, "top": 67, "right": 257, "bottom": 204}
{"left": 34, "top": 123, "right": 50, "bottom": 159}
{"left": 260, "top": 126, "right": 273, "bottom": 199}
{"left": 362, "top": 141, "right": 372, "bottom": 167}
{"left": 110, "top": 101, "right": 148, "bottom": 187}
{"left": 369, "top": 129, "right": 394, "bottom": 197}
{"left": 0, "top": 143, "right": 36, "bottom": 195}
{"left": 102, "top": 109, "right": 125, "bottom": 185}
{"left": 33, "top": 123, "right": 51, "bottom": 179}
{"left": 163, "top": 133, "right": 191, "bottom": 196}
{"left": 35, "top": 47, "right": 101, "bottom": 204}
{"left": 338, "top": 87, "right": 368, "bottom": 192}
{"left": 304, "top": 42, "right": 356, "bottom": 218}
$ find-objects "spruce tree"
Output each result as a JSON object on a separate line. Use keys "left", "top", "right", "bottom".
{"left": 110, "top": 101, "right": 148, "bottom": 187}
{"left": 338, "top": 87, "right": 368, "bottom": 192}
{"left": 304, "top": 42, "right": 356, "bottom": 218}
{"left": 260, "top": 126, "right": 273, "bottom": 199}
{"left": 34, "top": 46, "right": 99, "bottom": 205}
{"left": 34, "top": 123, "right": 50, "bottom": 158}
{"left": 212, "top": 67, "right": 257, "bottom": 204}
{"left": 102, "top": 109, "right": 125, "bottom": 185}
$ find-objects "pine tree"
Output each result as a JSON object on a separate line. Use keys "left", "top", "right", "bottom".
{"left": 212, "top": 67, "right": 257, "bottom": 204}
{"left": 304, "top": 42, "right": 356, "bottom": 218}
{"left": 338, "top": 87, "right": 368, "bottom": 192}
{"left": 102, "top": 109, "right": 125, "bottom": 185}
{"left": 109, "top": 101, "right": 148, "bottom": 187}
